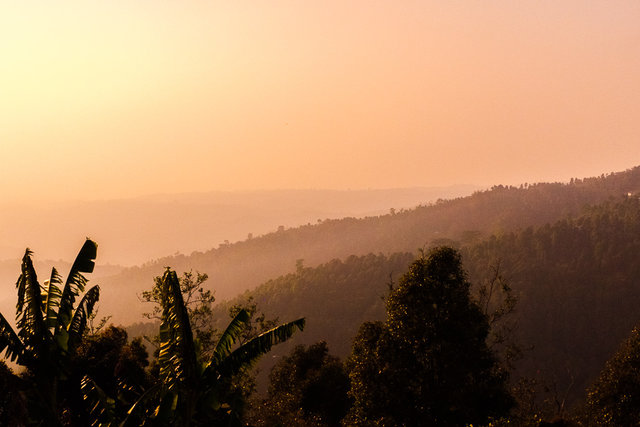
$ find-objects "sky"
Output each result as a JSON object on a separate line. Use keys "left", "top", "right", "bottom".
{"left": 1, "top": 1, "right": 639, "bottom": 203}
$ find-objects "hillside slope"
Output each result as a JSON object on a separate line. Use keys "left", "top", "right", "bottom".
{"left": 0, "top": 187, "right": 474, "bottom": 265}
{"left": 100, "top": 167, "right": 640, "bottom": 324}
{"left": 210, "top": 195, "right": 640, "bottom": 402}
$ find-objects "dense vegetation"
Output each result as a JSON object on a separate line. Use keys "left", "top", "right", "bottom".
{"left": 464, "top": 196, "right": 640, "bottom": 400}
{"left": 345, "top": 247, "right": 513, "bottom": 425}
{"left": 3, "top": 167, "right": 640, "bottom": 424}
{"left": 99, "top": 167, "right": 640, "bottom": 323}
{"left": 0, "top": 243, "right": 520, "bottom": 425}
{"left": 250, "top": 341, "right": 351, "bottom": 426}
{"left": 586, "top": 327, "right": 640, "bottom": 425}
{"left": 211, "top": 194, "right": 640, "bottom": 416}
{"left": 0, "top": 242, "right": 305, "bottom": 425}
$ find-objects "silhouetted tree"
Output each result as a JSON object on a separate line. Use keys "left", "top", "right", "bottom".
{"left": 68, "top": 326, "right": 151, "bottom": 425}
{"left": 586, "top": 326, "right": 640, "bottom": 426}
{"left": 252, "top": 341, "right": 351, "bottom": 426}
{"left": 0, "top": 361, "right": 27, "bottom": 425}
{"left": 346, "top": 247, "right": 513, "bottom": 426}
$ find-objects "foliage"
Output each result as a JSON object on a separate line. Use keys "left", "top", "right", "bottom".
{"left": 212, "top": 252, "right": 415, "bottom": 359}
{"left": 141, "top": 270, "right": 216, "bottom": 356}
{"left": 227, "top": 296, "right": 280, "bottom": 346}
{"left": 463, "top": 196, "right": 640, "bottom": 402}
{"left": 476, "top": 261, "right": 522, "bottom": 371}
{"left": 101, "top": 166, "right": 640, "bottom": 317}
{"left": 140, "top": 272, "right": 281, "bottom": 419}
{"left": 346, "top": 247, "right": 513, "bottom": 426}
{"left": 586, "top": 326, "right": 640, "bottom": 426}
{"left": 251, "top": 341, "right": 351, "bottom": 426}
{"left": 208, "top": 195, "right": 640, "bottom": 414}
{"left": 71, "top": 326, "right": 151, "bottom": 425}
{"left": 0, "top": 239, "right": 100, "bottom": 425}
{"left": 85, "top": 268, "right": 305, "bottom": 426}
{"left": 219, "top": 296, "right": 282, "bottom": 418}
{"left": 0, "top": 361, "right": 27, "bottom": 425}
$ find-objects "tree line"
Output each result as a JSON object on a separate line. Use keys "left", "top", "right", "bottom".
{"left": 97, "top": 166, "right": 640, "bottom": 324}
{"left": 3, "top": 211, "right": 640, "bottom": 424}
{"left": 0, "top": 240, "right": 304, "bottom": 426}
{"left": 209, "top": 195, "right": 640, "bottom": 424}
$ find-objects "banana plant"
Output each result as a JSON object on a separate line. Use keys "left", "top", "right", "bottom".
{"left": 0, "top": 239, "right": 100, "bottom": 424}
{"left": 85, "top": 268, "right": 305, "bottom": 426}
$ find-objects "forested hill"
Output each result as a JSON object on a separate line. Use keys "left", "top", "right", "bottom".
{"left": 100, "top": 166, "right": 640, "bottom": 323}
{"left": 463, "top": 196, "right": 640, "bottom": 400}
{"left": 210, "top": 195, "right": 640, "bottom": 403}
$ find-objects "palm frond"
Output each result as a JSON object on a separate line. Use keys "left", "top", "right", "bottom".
{"left": 70, "top": 238, "right": 98, "bottom": 274}
{"left": 15, "top": 248, "right": 32, "bottom": 314}
{"left": 81, "top": 375, "right": 117, "bottom": 427}
{"left": 15, "top": 249, "right": 47, "bottom": 353}
{"left": 157, "top": 269, "right": 198, "bottom": 389}
{"left": 121, "top": 383, "right": 162, "bottom": 427}
{"left": 212, "top": 318, "right": 305, "bottom": 379}
{"left": 0, "top": 311, "right": 26, "bottom": 363}
{"left": 56, "top": 239, "right": 97, "bottom": 334}
{"left": 43, "top": 267, "right": 63, "bottom": 329}
{"left": 67, "top": 285, "right": 100, "bottom": 351}
{"left": 210, "top": 309, "right": 250, "bottom": 366}
{"left": 152, "top": 391, "right": 178, "bottom": 426}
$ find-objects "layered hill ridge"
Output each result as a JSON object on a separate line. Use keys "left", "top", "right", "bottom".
{"left": 100, "top": 166, "right": 640, "bottom": 324}
{"left": 0, "top": 186, "right": 474, "bottom": 318}
{"left": 0, "top": 186, "right": 475, "bottom": 266}
{"left": 210, "top": 194, "right": 640, "bottom": 402}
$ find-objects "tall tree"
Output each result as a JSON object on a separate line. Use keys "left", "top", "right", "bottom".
{"left": 586, "top": 326, "right": 640, "bottom": 426}
{"left": 346, "top": 246, "right": 513, "bottom": 426}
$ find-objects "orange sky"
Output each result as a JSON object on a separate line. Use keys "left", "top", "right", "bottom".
{"left": 1, "top": 1, "right": 639, "bottom": 202}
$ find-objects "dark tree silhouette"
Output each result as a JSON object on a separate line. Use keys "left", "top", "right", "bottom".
{"left": 252, "top": 341, "right": 351, "bottom": 426}
{"left": 346, "top": 247, "right": 513, "bottom": 426}
{"left": 587, "top": 326, "right": 640, "bottom": 426}
{"left": 0, "top": 239, "right": 100, "bottom": 425}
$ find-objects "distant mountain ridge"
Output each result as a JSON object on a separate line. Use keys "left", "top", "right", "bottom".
{"left": 0, "top": 186, "right": 476, "bottom": 318}
{"left": 0, "top": 186, "right": 478, "bottom": 265}
{"left": 98, "top": 166, "right": 640, "bottom": 324}
{"left": 209, "top": 192, "right": 640, "bottom": 402}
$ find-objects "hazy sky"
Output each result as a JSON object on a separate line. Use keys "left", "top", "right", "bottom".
{"left": 1, "top": 1, "right": 639, "bottom": 202}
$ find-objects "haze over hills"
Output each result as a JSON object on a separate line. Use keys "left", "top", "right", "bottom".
{"left": 2, "top": 1, "right": 639, "bottom": 423}
{"left": 96, "top": 166, "right": 640, "bottom": 324}
{"left": 0, "top": 185, "right": 477, "bottom": 318}
{"left": 0, "top": 186, "right": 477, "bottom": 266}
{"left": 206, "top": 194, "right": 640, "bottom": 402}
{"left": 2, "top": 165, "right": 640, "bottom": 410}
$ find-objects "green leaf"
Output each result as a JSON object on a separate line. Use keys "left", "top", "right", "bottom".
{"left": 71, "top": 238, "right": 98, "bottom": 275}
{"left": 15, "top": 248, "right": 47, "bottom": 355}
{"left": 81, "top": 375, "right": 117, "bottom": 427}
{"left": 212, "top": 318, "right": 305, "bottom": 379}
{"left": 0, "top": 311, "right": 26, "bottom": 363}
{"left": 56, "top": 239, "right": 97, "bottom": 333}
{"left": 120, "top": 383, "right": 162, "bottom": 426}
{"left": 43, "top": 267, "right": 63, "bottom": 329}
{"left": 210, "top": 309, "right": 250, "bottom": 366}
{"left": 68, "top": 285, "right": 100, "bottom": 351}
{"left": 158, "top": 269, "right": 199, "bottom": 389}
{"left": 153, "top": 391, "right": 178, "bottom": 426}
